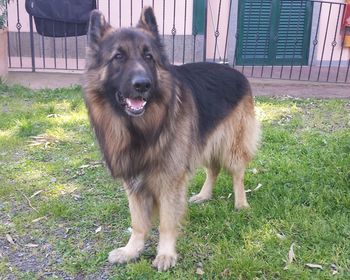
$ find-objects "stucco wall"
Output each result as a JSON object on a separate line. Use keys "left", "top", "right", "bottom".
{"left": 6, "top": 0, "right": 350, "bottom": 69}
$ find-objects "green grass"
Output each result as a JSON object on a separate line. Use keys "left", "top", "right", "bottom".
{"left": 0, "top": 81, "right": 349, "bottom": 279}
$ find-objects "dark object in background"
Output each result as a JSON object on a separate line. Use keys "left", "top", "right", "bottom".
{"left": 25, "top": 0, "right": 96, "bottom": 37}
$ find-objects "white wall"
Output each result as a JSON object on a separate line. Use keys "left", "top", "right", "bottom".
{"left": 7, "top": 0, "right": 194, "bottom": 35}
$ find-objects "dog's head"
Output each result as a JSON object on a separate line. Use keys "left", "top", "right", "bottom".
{"left": 86, "top": 7, "right": 169, "bottom": 117}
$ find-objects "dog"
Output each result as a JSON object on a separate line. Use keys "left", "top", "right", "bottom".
{"left": 83, "top": 7, "right": 260, "bottom": 271}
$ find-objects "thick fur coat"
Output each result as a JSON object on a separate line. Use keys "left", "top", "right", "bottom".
{"left": 83, "top": 7, "right": 260, "bottom": 271}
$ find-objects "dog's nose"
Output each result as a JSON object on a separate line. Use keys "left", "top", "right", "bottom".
{"left": 132, "top": 77, "right": 151, "bottom": 93}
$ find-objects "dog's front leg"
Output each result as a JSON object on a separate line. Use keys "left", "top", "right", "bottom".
{"left": 152, "top": 180, "right": 187, "bottom": 272}
{"left": 108, "top": 189, "right": 153, "bottom": 264}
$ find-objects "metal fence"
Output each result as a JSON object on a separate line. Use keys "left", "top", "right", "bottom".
{"left": 6, "top": 0, "right": 350, "bottom": 83}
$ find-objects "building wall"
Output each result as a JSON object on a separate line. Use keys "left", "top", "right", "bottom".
{"left": 7, "top": 0, "right": 194, "bottom": 34}
{"left": 6, "top": 0, "right": 350, "bottom": 69}
{"left": 312, "top": 0, "right": 350, "bottom": 65}
{"left": 7, "top": 0, "right": 204, "bottom": 69}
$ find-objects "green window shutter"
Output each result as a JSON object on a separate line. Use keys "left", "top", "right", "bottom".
{"left": 275, "top": 0, "right": 312, "bottom": 65}
{"left": 193, "top": 0, "right": 205, "bottom": 35}
{"left": 236, "top": 0, "right": 312, "bottom": 66}
{"left": 236, "top": 0, "right": 273, "bottom": 65}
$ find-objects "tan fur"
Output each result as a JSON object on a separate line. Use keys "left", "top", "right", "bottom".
{"left": 190, "top": 94, "right": 260, "bottom": 207}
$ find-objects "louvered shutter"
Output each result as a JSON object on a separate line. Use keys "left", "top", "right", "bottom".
{"left": 236, "top": 0, "right": 273, "bottom": 65}
{"left": 275, "top": 0, "right": 312, "bottom": 64}
{"left": 236, "top": 0, "right": 312, "bottom": 65}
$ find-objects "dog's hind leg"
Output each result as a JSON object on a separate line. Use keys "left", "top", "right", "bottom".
{"left": 108, "top": 190, "right": 153, "bottom": 264}
{"left": 189, "top": 166, "right": 220, "bottom": 203}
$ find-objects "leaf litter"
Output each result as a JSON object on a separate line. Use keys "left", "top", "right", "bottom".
{"left": 31, "top": 216, "right": 47, "bottom": 223}
{"left": 245, "top": 183, "right": 263, "bottom": 193}
{"left": 95, "top": 226, "right": 102, "bottom": 234}
{"left": 6, "top": 234, "right": 16, "bottom": 246}
{"left": 30, "top": 190, "right": 43, "bottom": 198}
{"left": 284, "top": 242, "right": 295, "bottom": 269}
{"left": 28, "top": 134, "right": 60, "bottom": 148}
{"left": 24, "top": 243, "right": 39, "bottom": 248}
{"left": 305, "top": 263, "right": 323, "bottom": 270}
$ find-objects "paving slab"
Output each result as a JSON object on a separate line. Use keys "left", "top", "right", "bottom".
{"left": 4, "top": 71, "right": 350, "bottom": 99}
{"left": 6, "top": 71, "right": 83, "bottom": 90}
{"left": 249, "top": 78, "right": 350, "bottom": 99}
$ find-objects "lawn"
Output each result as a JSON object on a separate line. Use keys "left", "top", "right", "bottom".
{"left": 0, "top": 81, "right": 349, "bottom": 279}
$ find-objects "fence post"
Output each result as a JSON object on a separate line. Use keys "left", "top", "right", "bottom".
{"left": 203, "top": 0, "right": 208, "bottom": 62}
{"left": 29, "top": 15, "right": 35, "bottom": 72}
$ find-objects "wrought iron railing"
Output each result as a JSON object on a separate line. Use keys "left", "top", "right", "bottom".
{"left": 6, "top": 0, "right": 350, "bottom": 83}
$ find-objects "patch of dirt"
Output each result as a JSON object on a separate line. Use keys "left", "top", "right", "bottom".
{"left": 0, "top": 235, "right": 66, "bottom": 279}
{"left": 0, "top": 211, "right": 117, "bottom": 279}
{"left": 250, "top": 79, "right": 350, "bottom": 99}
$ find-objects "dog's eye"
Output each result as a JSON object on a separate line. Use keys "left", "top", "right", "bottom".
{"left": 144, "top": 53, "right": 153, "bottom": 61}
{"left": 114, "top": 53, "right": 124, "bottom": 60}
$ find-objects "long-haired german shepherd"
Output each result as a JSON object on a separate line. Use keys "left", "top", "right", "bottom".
{"left": 83, "top": 7, "right": 260, "bottom": 271}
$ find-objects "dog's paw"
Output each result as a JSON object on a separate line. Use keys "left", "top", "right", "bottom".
{"left": 189, "top": 193, "right": 211, "bottom": 204}
{"left": 108, "top": 247, "right": 139, "bottom": 264}
{"left": 234, "top": 201, "right": 250, "bottom": 211}
{"left": 152, "top": 253, "right": 177, "bottom": 272}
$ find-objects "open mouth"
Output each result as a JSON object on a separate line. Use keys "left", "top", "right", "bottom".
{"left": 117, "top": 92, "right": 147, "bottom": 116}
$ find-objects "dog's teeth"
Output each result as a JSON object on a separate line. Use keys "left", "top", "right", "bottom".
{"left": 125, "top": 98, "right": 147, "bottom": 111}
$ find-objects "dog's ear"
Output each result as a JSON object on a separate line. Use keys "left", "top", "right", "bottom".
{"left": 87, "top": 10, "right": 112, "bottom": 49}
{"left": 137, "top": 7, "right": 160, "bottom": 39}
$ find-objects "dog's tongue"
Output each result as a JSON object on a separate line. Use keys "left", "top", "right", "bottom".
{"left": 126, "top": 98, "right": 146, "bottom": 109}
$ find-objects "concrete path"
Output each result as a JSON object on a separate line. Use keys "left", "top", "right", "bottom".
{"left": 5, "top": 72, "right": 82, "bottom": 90}
{"left": 4, "top": 71, "right": 350, "bottom": 99}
